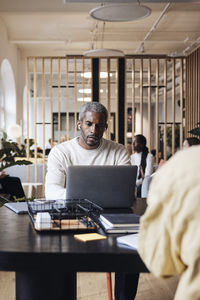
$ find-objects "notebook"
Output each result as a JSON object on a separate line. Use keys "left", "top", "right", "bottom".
{"left": 66, "top": 165, "right": 137, "bottom": 208}
{"left": 100, "top": 213, "right": 140, "bottom": 228}
{"left": 4, "top": 201, "right": 28, "bottom": 214}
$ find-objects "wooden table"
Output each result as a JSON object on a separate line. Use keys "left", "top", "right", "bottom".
{"left": 0, "top": 206, "right": 148, "bottom": 300}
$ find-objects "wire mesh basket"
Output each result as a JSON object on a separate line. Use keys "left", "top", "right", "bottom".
{"left": 28, "top": 199, "right": 103, "bottom": 232}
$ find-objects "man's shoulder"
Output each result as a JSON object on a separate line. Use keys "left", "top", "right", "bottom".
{"left": 51, "top": 138, "right": 77, "bottom": 153}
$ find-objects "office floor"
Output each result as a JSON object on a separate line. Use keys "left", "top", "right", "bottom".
{"left": 0, "top": 271, "right": 179, "bottom": 300}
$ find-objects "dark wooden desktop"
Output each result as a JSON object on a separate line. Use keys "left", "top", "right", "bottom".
{"left": 0, "top": 206, "right": 148, "bottom": 300}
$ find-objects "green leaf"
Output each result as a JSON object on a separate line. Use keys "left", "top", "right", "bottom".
{"left": 0, "top": 160, "right": 32, "bottom": 172}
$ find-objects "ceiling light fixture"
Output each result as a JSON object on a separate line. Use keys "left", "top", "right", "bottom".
{"left": 83, "top": 48, "right": 124, "bottom": 57}
{"left": 89, "top": 3, "right": 151, "bottom": 22}
{"left": 84, "top": 21, "right": 124, "bottom": 57}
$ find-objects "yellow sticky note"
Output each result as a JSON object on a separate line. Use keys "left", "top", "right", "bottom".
{"left": 74, "top": 233, "right": 107, "bottom": 242}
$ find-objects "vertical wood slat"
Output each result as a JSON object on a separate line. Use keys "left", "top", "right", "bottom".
{"left": 50, "top": 58, "right": 53, "bottom": 146}
{"left": 185, "top": 57, "right": 187, "bottom": 131}
{"left": 33, "top": 58, "right": 38, "bottom": 183}
{"left": 198, "top": 49, "right": 200, "bottom": 126}
{"left": 107, "top": 58, "right": 111, "bottom": 140}
{"left": 124, "top": 59, "right": 127, "bottom": 147}
{"left": 179, "top": 58, "right": 183, "bottom": 148}
{"left": 185, "top": 57, "right": 187, "bottom": 135}
{"left": 186, "top": 55, "right": 190, "bottom": 134}
{"left": 198, "top": 50, "right": 199, "bottom": 126}
{"left": 193, "top": 51, "right": 196, "bottom": 128}
{"left": 171, "top": 59, "right": 175, "bottom": 155}
{"left": 42, "top": 58, "right": 46, "bottom": 197}
{"left": 58, "top": 58, "right": 61, "bottom": 143}
{"left": 140, "top": 59, "right": 143, "bottom": 134}
{"left": 190, "top": 53, "right": 193, "bottom": 131}
{"left": 190, "top": 54, "right": 193, "bottom": 131}
{"left": 195, "top": 50, "right": 198, "bottom": 126}
{"left": 187, "top": 55, "right": 190, "bottom": 132}
{"left": 90, "top": 58, "right": 93, "bottom": 106}
{"left": 132, "top": 59, "right": 136, "bottom": 137}
{"left": 115, "top": 59, "right": 119, "bottom": 143}
{"left": 163, "top": 59, "right": 167, "bottom": 161}
{"left": 147, "top": 59, "right": 151, "bottom": 150}
{"left": 66, "top": 58, "right": 69, "bottom": 140}
{"left": 74, "top": 58, "right": 77, "bottom": 137}
{"left": 155, "top": 59, "right": 159, "bottom": 164}
{"left": 99, "top": 59, "right": 102, "bottom": 104}
{"left": 26, "top": 58, "right": 30, "bottom": 182}
{"left": 82, "top": 57, "right": 85, "bottom": 103}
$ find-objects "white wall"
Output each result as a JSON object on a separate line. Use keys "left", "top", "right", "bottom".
{"left": 0, "top": 17, "right": 25, "bottom": 134}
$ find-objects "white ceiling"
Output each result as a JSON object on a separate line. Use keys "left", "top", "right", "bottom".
{"left": 0, "top": 0, "right": 200, "bottom": 57}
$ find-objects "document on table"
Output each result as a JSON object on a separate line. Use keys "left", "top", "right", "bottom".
{"left": 116, "top": 233, "right": 139, "bottom": 250}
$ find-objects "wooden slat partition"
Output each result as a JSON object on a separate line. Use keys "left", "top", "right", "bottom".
{"left": 171, "top": 59, "right": 175, "bottom": 155}
{"left": 163, "top": 59, "right": 167, "bottom": 161}
{"left": 125, "top": 56, "right": 186, "bottom": 161}
{"left": 24, "top": 55, "right": 188, "bottom": 192}
{"left": 186, "top": 47, "right": 200, "bottom": 136}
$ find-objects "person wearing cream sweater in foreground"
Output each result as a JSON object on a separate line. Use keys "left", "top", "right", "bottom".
{"left": 138, "top": 145, "right": 200, "bottom": 300}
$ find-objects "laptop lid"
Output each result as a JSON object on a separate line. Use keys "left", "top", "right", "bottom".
{"left": 4, "top": 202, "right": 28, "bottom": 214}
{"left": 66, "top": 165, "right": 137, "bottom": 208}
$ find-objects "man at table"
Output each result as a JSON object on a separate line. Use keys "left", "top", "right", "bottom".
{"left": 45, "top": 102, "right": 139, "bottom": 300}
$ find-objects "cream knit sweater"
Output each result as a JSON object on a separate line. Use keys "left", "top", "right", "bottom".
{"left": 45, "top": 137, "right": 130, "bottom": 200}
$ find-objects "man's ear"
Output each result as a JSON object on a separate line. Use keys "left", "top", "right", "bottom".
{"left": 77, "top": 122, "right": 81, "bottom": 130}
{"left": 104, "top": 123, "right": 108, "bottom": 131}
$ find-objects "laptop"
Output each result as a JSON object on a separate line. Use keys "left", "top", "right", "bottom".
{"left": 4, "top": 202, "right": 28, "bottom": 214}
{"left": 66, "top": 165, "right": 137, "bottom": 208}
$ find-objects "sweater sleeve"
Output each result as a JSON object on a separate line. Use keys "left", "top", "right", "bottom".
{"left": 45, "top": 146, "right": 67, "bottom": 200}
{"left": 116, "top": 147, "right": 130, "bottom": 165}
{"left": 144, "top": 153, "right": 154, "bottom": 177}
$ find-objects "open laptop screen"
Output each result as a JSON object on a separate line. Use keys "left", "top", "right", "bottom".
{"left": 66, "top": 165, "right": 137, "bottom": 208}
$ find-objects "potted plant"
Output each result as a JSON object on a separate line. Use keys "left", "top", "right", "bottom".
{"left": 0, "top": 131, "right": 32, "bottom": 172}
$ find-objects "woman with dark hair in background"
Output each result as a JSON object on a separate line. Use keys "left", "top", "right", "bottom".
{"left": 131, "top": 134, "right": 154, "bottom": 197}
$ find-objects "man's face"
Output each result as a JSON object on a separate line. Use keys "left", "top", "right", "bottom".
{"left": 78, "top": 111, "right": 107, "bottom": 150}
